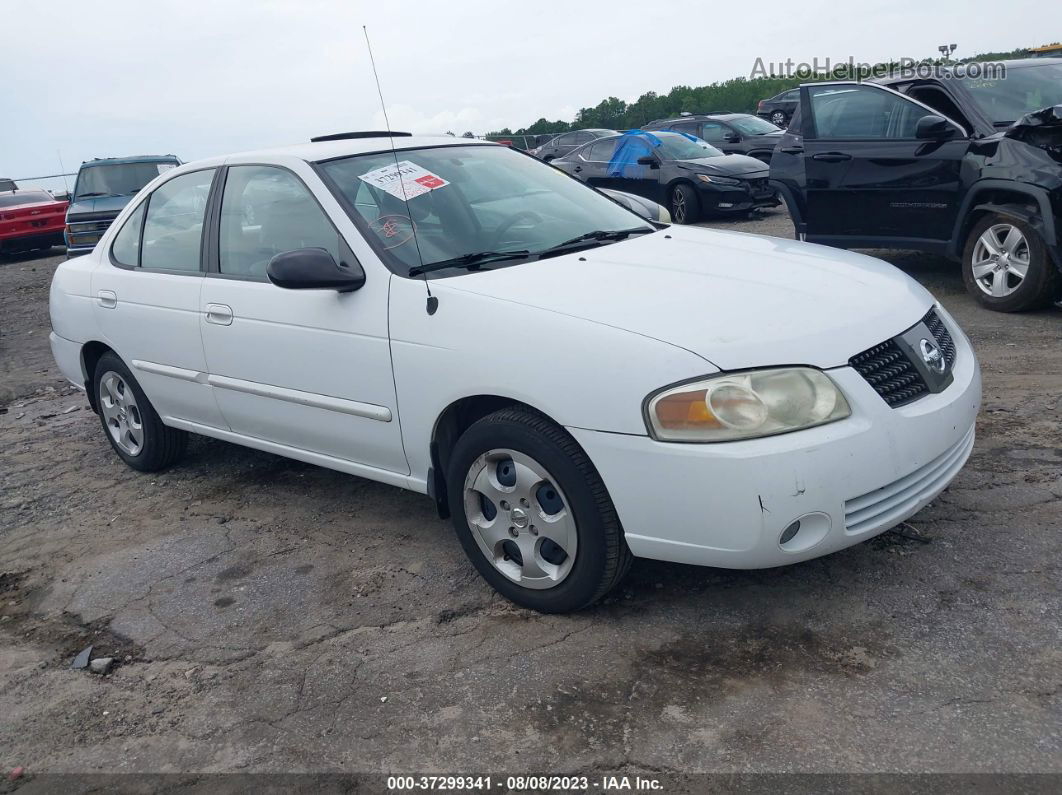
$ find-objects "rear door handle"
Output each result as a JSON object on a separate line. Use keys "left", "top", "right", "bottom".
{"left": 96, "top": 290, "right": 117, "bottom": 309}
{"left": 811, "top": 152, "right": 852, "bottom": 163}
{"left": 205, "top": 303, "right": 233, "bottom": 326}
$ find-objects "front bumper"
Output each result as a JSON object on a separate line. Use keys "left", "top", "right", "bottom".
{"left": 698, "top": 180, "right": 780, "bottom": 213}
{"left": 569, "top": 310, "right": 981, "bottom": 569}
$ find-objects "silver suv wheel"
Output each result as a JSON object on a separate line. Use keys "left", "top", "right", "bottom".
{"left": 971, "top": 223, "right": 1029, "bottom": 298}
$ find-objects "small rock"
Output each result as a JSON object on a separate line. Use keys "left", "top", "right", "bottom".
{"left": 151, "top": 707, "right": 165, "bottom": 715}
{"left": 15, "top": 413, "right": 25, "bottom": 420}
{"left": 62, "top": 406, "right": 79, "bottom": 414}
{"left": 380, "top": 696, "right": 388, "bottom": 703}
{"left": 185, "top": 667, "right": 199, "bottom": 679}
{"left": 71, "top": 645, "right": 93, "bottom": 670}
{"left": 9, "top": 767, "right": 24, "bottom": 781}
{"left": 89, "top": 657, "right": 114, "bottom": 675}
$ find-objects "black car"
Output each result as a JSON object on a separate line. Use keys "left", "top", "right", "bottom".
{"left": 769, "top": 58, "right": 1062, "bottom": 311}
{"left": 529, "top": 129, "right": 616, "bottom": 161}
{"left": 552, "top": 131, "right": 778, "bottom": 224}
{"left": 642, "top": 113, "right": 784, "bottom": 162}
{"left": 757, "top": 88, "right": 800, "bottom": 127}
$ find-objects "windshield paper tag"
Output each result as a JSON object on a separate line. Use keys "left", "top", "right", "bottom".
{"left": 157, "top": 163, "right": 176, "bottom": 174}
{"left": 358, "top": 161, "right": 449, "bottom": 201}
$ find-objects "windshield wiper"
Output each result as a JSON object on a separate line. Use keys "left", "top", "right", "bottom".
{"left": 536, "top": 227, "right": 654, "bottom": 258}
{"left": 409, "top": 249, "right": 531, "bottom": 277}
{"left": 76, "top": 192, "right": 121, "bottom": 198}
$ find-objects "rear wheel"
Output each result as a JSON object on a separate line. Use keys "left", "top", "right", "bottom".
{"left": 447, "top": 407, "right": 631, "bottom": 613}
{"left": 669, "top": 183, "right": 700, "bottom": 225}
{"left": 770, "top": 110, "right": 788, "bottom": 127}
{"left": 93, "top": 352, "right": 187, "bottom": 472}
{"left": 962, "top": 214, "right": 1060, "bottom": 312}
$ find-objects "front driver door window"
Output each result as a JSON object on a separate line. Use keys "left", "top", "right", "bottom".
{"left": 802, "top": 84, "right": 965, "bottom": 241}
{"left": 199, "top": 164, "right": 406, "bottom": 473}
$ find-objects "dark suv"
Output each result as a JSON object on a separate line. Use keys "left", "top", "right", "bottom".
{"left": 757, "top": 89, "right": 800, "bottom": 127}
{"left": 642, "top": 113, "right": 784, "bottom": 163}
{"left": 529, "top": 129, "right": 616, "bottom": 161}
{"left": 769, "top": 59, "right": 1062, "bottom": 311}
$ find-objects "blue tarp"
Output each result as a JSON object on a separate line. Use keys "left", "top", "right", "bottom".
{"left": 606, "top": 130, "right": 699, "bottom": 177}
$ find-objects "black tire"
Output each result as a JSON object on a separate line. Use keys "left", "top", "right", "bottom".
{"left": 542, "top": 155, "right": 555, "bottom": 163}
{"left": 446, "top": 407, "right": 632, "bottom": 613}
{"left": 669, "top": 183, "right": 700, "bottom": 225}
{"left": 92, "top": 352, "right": 187, "bottom": 472}
{"left": 962, "top": 213, "right": 1061, "bottom": 312}
{"left": 770, "top": 110, "right": 788, "bottom": 127}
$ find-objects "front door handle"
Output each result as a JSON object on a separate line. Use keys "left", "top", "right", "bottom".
{"left": 779, "top": 146, "right": 804, "bottom": 154}
{"left": 811, "top": 152, "right": 852, "bottom": 163}
{"left": 205, "top": 303, "right": 233, "bottom": 326}
{"left": 97, "top": 290, "right": 117, "bottom": 309}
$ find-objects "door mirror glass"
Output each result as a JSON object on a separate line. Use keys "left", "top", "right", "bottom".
{"left": 915, "top": 114, "right": 957, "bottom": 139}
{"left": 267, "top": 247, "right": 366, "bottom": 292}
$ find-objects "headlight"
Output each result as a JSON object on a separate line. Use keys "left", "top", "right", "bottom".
{"left": 696, "top": 174, "right": 740, "bottom": 186}
{"left": 645, "top": 367, "right": 851, "bottom": 442}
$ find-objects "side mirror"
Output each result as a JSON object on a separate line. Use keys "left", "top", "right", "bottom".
{"left": 636, "top": 156, "right": 659, "bottom": 169}
{"left": 915, "top": 114, "right": 957, "bottom": 140}
{"left": 267, "top": 247, "right": 365, "bottom": 292}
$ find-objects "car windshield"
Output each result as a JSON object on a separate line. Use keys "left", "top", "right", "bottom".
{"left": 729, "top": 116, "right": 781, "bottom": 135}
{"left": 0, "top": 191, "right": 53, "bottom": 208}
{"left": 319, "top": 145, "right": 652, "bottom": 277}
{"left": 74, "top": 162, "right": 176, "bottom": 200}
{"left": 961, "top": 63, "right": 1062, "bottom": 125}
{"left": 652, "top": 133, "right": 724, "bottom": 160}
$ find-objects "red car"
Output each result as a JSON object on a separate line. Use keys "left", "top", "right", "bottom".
{"left": 0, "top": 189, "right": 68, "bottom": 255}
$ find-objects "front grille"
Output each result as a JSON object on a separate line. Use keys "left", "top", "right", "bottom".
{"left": 923, "top": 308, "right": 956, "bottom": 367}
{"left": 843, "top": 424, "right": 974, "bottom": 535}
{"left": 850, "top": 307, "right": 957, "bottom": 408}
{"left": 849, "top": 339, "right": 928, "bottom": 407}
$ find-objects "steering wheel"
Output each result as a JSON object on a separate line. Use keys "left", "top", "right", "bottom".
{"left": 490, "top": 211, "right": 543, "bottom": 248}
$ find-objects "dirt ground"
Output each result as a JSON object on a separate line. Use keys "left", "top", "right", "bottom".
{"left": 1, "top": 207, "right": 1060, "bottom": 784}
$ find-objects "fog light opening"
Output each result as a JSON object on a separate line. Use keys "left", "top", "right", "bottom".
{"left": 780, "top": 520, "right": 801, "bottom": 545}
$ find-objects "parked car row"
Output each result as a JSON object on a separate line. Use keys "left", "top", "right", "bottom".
{"left": 48, "top": 131, "right": 981, "bottom": 612}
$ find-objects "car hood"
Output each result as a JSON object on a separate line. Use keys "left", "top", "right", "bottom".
{"left": 441, "top": 226, "right": 934, "bottom": 370}
{"left": 676, "top": 154, "right": 767, "bottom": 175}
{"left": 66, "top": 195, "right": 131, "bottom": 220}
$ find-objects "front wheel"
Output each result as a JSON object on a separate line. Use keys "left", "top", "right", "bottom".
{"left": 93, "top": 352, "right": 188, "bottom": 472}
{"left": 447, "top": 407, "right": 631, "bottom": 613}
{"left": 962, "top": 214, "right": 1060, "bottom": 312}
{"left": 669, "top": 183, "right": 701, "bottom": 225}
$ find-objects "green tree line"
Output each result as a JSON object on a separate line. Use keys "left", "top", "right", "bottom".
{"left": 489, "top": 45, "right": 1038, "bottom": 136}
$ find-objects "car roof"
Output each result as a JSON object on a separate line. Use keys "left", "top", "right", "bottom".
{"left": 186, "top": 135, "right": 497, "bottom": 169}
{"left": 873, "top": 56, "right": 1062, "bottom": 84}
{"left": 81, "top": 155, "right": 181, "bottom": 167}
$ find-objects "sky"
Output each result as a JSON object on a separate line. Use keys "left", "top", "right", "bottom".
{"left": 2, "top": 0, "right": 1054, "bottom": 190}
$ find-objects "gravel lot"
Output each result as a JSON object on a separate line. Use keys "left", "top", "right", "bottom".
{"left": 1, "top": 207, "right": 1060, "bottom": 783}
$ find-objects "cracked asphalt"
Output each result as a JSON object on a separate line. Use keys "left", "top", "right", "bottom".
{"left": 1, "top": 207, "right": 1060, "bottom": 779}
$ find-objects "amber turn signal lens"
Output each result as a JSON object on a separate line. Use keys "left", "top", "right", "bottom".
{"left": 652, "top": 390, "right": 721, "bottom": 430}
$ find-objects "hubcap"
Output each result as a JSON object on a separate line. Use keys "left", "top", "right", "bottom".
{"left": 771, "top": 112, "right": 786, "bottom": 126}
{"left": 971, "top": 223, "right": 1030, "bottom": 298}
{"left": 98, "top": 372, "right": 144, "bottom": 455}
{"left": 462, "top": 449, "right": 577, "bottom": 590}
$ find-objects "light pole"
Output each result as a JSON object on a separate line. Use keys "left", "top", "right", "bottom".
{"left": 938, "top": 43, "right": 957, "bottom": 62}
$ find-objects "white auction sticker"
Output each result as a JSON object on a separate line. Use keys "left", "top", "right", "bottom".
{"left": 357, "top": 160, "right": 449, "bottom": 201}
{"left": 157, "top": 163, "right": 176, "bottom": 174}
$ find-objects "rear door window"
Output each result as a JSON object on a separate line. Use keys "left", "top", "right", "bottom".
{"left": 139, "top": 169, "right": 215, "bottom": 272}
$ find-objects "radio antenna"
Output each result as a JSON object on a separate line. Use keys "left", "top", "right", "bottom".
{"left": 362, "top": 26, "right": 437, "bottom": 315}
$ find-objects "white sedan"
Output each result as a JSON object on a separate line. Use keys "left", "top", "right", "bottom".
{"left": 49, "top": 133, "right": 981, "bottom": 613}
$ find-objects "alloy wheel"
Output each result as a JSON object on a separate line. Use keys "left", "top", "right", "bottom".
{"left": 771, "top": 111, "right": 787, "bottom": 126}
{"left": 672, "top": 190, "right": 687, "bottom": 223}
{"left": 462, "top": 448, "right": 577, "bottom": 589}
{"left": 971, "top": 223, "right": 1030, "bottom": 298}
{"left": 98, "top": 371, "right": 144, "bottom": 455}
